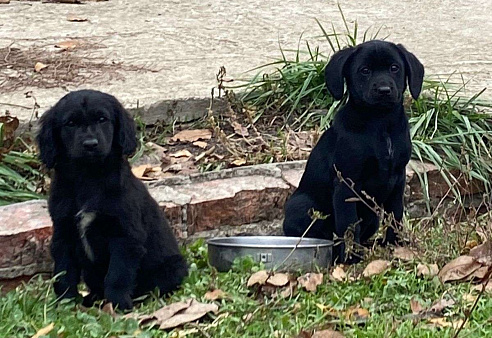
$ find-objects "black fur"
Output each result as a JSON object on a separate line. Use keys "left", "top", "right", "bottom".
{"left": 37, "top": 89, "right": 188, "bottom": 310}
{"left": 283, "top": 40, "right": 424, "bottom": 263}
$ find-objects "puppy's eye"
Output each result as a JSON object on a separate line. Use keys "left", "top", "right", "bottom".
{"left": 390, "top": 64, "right": 400, "bottom": 72}
{"left": 98, "top": 117, "right": 108, "bottom": 123}
{"left": 65, "top": 120, "right": 75, "bottom": 127}
{"left": 360, "top": 67, "right": 371, "bottom": 75}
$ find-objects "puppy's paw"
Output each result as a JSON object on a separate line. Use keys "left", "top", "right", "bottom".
{"left": 105, "top": 289, "right": 133, "bottom": 311}
{"left": 82, "top": 292, "right": 102, "bottom": 308}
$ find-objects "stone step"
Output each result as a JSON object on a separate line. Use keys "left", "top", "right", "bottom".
{"left": 0, "top": 160, "right": 485, "bottom": 283}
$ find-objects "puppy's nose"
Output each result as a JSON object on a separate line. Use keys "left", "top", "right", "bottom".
{"left": 83, "top": 138, "right": 99, "bottom": 150}
{"left": 377, "top": 86, "right": 392, "bottom": 95}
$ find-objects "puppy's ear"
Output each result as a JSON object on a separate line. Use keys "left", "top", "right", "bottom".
{"left": 324, "top": 46, "right": 355, "bottom": 100}
{"left": 113, "top": 99, "right": 137, "bottom": 155}
{"left": 396, "top": 44, "right": 425, "bottom": 100}
{"left": 36, "top": 108, "right": 58, "bottom": 169}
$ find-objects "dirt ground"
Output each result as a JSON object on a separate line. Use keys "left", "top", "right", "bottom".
{"left": 1, "top": 0, "right": 491, "bottom": 123}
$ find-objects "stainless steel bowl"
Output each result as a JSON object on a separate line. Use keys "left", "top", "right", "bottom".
{"left": 207, "top": 236, "right": 333, "bottom": 272}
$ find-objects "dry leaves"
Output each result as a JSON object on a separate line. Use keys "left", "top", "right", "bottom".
{"left": 231, "top": 158, "right": 247, "bottom": 167}
{"left": 192, "top": 141, "right": 208, "bottom": 149}
{"left": 32, "top": 323, "right": 54, "bottom": 338}
{"left": 170, "top": 149, "right": 193, "bottom": 158}
{"left": 34, "top": 62, "right": 48, "bottom": 72}
{"left": 362, "top": 260, "right": 391, "bottom": 278}
{"left": 55, "top": 40, "right": 80, "bottom": 51}
{"left": 393, "top": 247, "right": 417, "bottom": 261}
{"left": 297, "top": 273, "right": 323, "bottom": 292}
{"left": 312, "top": 330, "right": 345, "bottom": 338}
{"left": 344, "top": 306, "right": 370, "bottom": 322}
{"left": 438, "top": 255, "right": 483, "bottom": 283}
{"left": 331, "top": 266, "right": 347, "bottom": 282}
{"left": 439, "top": 241, "right": 492, "bottom": 283}
{"left": 204, "top": 289, "right": 227, "bottom": 301}
{"left": 247, "top": 271, "right": 289, "bottom": 287}
{"left": 232, "top": 121, "right": 249, "bottom": 137}
{"left": 0, "top": 115, "right": 19, "bottom": 150}
{"left": 416, "top": 263, "right": 439, "bottom": 278}
{"left": 170, "top": 129, "right": 212, "bottom": 143}
{"left": 127, "top": 299, "right": 218, "bottom": 330}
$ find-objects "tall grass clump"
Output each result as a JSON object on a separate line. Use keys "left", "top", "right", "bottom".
{"left": 230, "top": 11, "right": 492, "bottom": 194}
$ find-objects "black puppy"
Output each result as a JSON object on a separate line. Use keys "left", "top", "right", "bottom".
{"left": 37, "top": 90, "right": 188, "bottom": 310}
{"left": 283, "top": 40, "right": 424, "bottom": 263}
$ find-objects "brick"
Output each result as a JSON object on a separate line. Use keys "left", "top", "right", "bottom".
{"left": 0, "top": 200, "right": 52, "bottom": 279}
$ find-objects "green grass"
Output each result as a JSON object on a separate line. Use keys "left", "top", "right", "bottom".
{"left": 1, "top": 239, "right": 491, "bottom": 338}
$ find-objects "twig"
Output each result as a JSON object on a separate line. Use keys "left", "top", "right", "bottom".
{"left": 453, "top": 272, "right": 492, "bottom": 338}
{"left": 0, "top": 102, "right": 32, "bottom": 110}
{"left": 273, "top": 210, "right": 328, "bottom": 272}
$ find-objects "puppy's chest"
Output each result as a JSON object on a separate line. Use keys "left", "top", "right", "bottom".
{"left": 74, "top": 210, "right": 123, "bottom": 263}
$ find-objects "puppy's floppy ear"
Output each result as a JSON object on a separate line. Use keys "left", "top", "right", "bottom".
{"left": 324, "top": 46, "right": 355, "bottom": 100}
{"left": 113, "top": 98, "right": 137, "bottom": 155}
{"left": 36, "top": 107, "right": 58, "bottom": 169}
{"left": 396, "top": 44, "right": 425, "bottom": 100}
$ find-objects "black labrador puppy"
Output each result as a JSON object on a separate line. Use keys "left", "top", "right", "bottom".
{"left": 37, "top": 90, "right": 188, "bottom": 310}
{"left": 283, "top": 40, "right": 424, "bottom": 263}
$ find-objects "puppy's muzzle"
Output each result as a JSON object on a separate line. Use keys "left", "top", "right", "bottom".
{"left": 83, "top": 138, "right": 99, "bottom": 151}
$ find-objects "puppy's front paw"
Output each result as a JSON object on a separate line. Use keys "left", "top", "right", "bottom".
{"left": 105, "top": 288, "right": 133, "bottom": 311}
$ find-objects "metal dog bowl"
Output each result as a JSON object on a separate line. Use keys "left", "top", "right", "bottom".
{"left": 207, "top": 236, "right": 333, "bottom": 272}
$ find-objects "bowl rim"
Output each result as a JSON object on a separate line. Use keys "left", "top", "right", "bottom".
{"left": 207, "top": 236, "right": 333, "bottom": 249}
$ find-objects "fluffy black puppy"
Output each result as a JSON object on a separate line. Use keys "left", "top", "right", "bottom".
{"left": 37, "top": 89, "right": 188, "bottom": 310}
{"left": 283, "top": 40, "right": 424, "bottom": 263}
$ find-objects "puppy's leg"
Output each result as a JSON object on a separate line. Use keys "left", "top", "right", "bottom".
{"left": 332, "top": 184, "right": 360, "bottom": 263}
{"left": 81, "top": 267, "right": 106, "bottom": 307}
{"left": 51, "top": 221, "right": 81, "bottom": 299}
{"left": 135, "top": 254, "right": 188, "bottom": 298}
{"left": 382, "top": 175, "right": 406, "bottom": 245}
{"left": 283, "top": 193, "right": 330, "bottom": 239}
{"left": 104, "top": 238, "right": 146, "bottom": 311}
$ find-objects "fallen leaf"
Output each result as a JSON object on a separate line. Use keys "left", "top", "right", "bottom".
{"left": 267, "top": 273, "right": 290, "bottom": 287}
{"left": 362, "top": 260, "right": 391, "bottom": 278}
{"left": 232, "top": 121, "right": 249, "bottom": 137}
{"left": 438, "top": 255, "right": 482, "bottom": 283}
{"left": 247, "top": 270, "right": 269, "bottom": 287}
{"left": 158, "top": 299, "right": 218, "bottom": 330}
{"left": 410, "top": 298, "right": 424, "bottom": 314}
{"left": 102, "top": 302, "right": 117, "bottom": 318}
{"left": 312, "top": 329, "right": 345, "bottom": 338}
{"left": 297, "top": 273, "right": 323, "bottom": 292}
{"left": 34, "top": 62, "right": 48, "bottom": 72}
{"left": 416, "top": 263, "right": 439, "bottom": 277}
{"left": 67, "top": 15, "right": 88, "bottom": 22}
{"left": 393, "top": 247, "right": 417, "bottom": 261}
{"left": 331, "top": 266, "right": 347, "bottom": 282}
{"left": 204, "top": 289, "right": 227, "bottom": 301}
{"left": 429, "top": 298, "right": 455, "bottom": 314}
{"left": 231, "top": 158, "right": 247, "bottom": 166}
{"left": 32, "top": 323, "right": 54, "bottom": 338}
{"left": 471, "top": 266, "right": 491, "bottom": 280}
{"left": 170, "top": 129, "right": 212, "bottom": 143}
{"left": 465, "top": 240, "right": 478, "bottom": 250}
{"left": 192, "top": 141, "right": 208, "bottom": 149}
{"left": 0, "top": 115, "right": 19, "bottom": 147}
{"left": 55, "top": 40, "right": 80, "bottom": 50}
{"left": 132, "top": 164, "right": 152, "bottom": 179}
{"left": 170, "top": 149, "right": 193, "bottom": 158}
{"left": 428, "top": 317, "right": 464, "bottom": 329}
{"left": 472, "top": 282, "right": 492, "bottom": 293}
{"left": 469, "top": 241, "right": 492, "bottom": 266}
{"left": 344, "top": 197, "right": 361, "bottom": 203}
{"left": 463, "top": 293, "right": 477, "bottom": 303}
{"left": 345, "top": 306, "right": 370, "bottom": 321}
